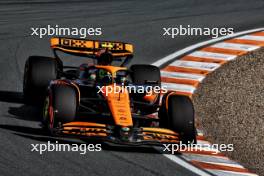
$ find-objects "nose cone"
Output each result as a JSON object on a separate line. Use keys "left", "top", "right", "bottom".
{"left": 102, "top": 84, "right": 133, "bottom": 127}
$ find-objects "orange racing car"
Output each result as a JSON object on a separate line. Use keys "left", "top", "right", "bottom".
{"left": 23, "top": 37, "right": 196, "bottom": 145}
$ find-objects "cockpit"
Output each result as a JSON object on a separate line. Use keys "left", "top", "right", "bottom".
{"left": 79, "top": 64, "right": 128, "bottom": 85}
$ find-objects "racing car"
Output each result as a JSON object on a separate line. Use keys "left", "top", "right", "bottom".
{"left": 23, "top": 37, "right": 196, "bottom": 145}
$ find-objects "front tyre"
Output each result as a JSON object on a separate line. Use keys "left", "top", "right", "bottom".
{"left": 159, "top": 94, "right": 196, "bottom": 143}
{"left": 23, "top": 56, "right": 58, "bottom": 104}
{"left": 43, "top": 85, "right": 77, "bottom": 134}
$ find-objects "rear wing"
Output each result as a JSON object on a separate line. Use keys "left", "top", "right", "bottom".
{"left": 50, "top": 37, "right": 133, "bottom": 58}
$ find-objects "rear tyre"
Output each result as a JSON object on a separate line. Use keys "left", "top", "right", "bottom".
{"left": 159, "top": 95, "right": 196, "bottom": 143}
{"left": 130, "top": 64, "right": 161, "bottom": 114}
{"left": 43, "top": 85, "right": 77, "bottom": 133}
{"left": 23, "top": 56, "right": 58, "bottom": 104}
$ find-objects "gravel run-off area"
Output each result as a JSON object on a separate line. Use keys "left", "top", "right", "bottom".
{"left": 193, "top": 48, "right": 264, "bottom": 175}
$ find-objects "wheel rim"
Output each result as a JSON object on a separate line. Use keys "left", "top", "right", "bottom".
{"left": 43, "top": 93, "right": 55, "bottom": 131}
{"left": 48, "top": 94, "right": 54, "bottom": 129}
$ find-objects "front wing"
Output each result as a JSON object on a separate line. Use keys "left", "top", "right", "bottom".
{"left": 54, "top": 122, "right": 179, "bottom": 145}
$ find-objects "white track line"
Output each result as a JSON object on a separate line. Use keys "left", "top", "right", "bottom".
{"left": 161, "top": 71, "right": 205, "bottom": 82}
{"left": 161, "top": 82, "right": 196, "bottom": 93}
{"left": 196, "top": 161, "right": 245, "bottom": 169}
{"left": 181, "top": 154, "right": 238, "bottom": 165}
{"left": 162, "top": 153, "right": 212, "bottom": 176}
{"left": 151, "top": 28, "right": 264, "bottom": 176}
{"left": 170, "top": 60, "right": 221, "bottom": 71}
{"left": 211, "top": 42, "right": 260, "bottom": 51}
{"left": 207, "top": 170, "right": 258, "bottom": 176}
{"left": 189, "top": 51, "right": 237, "bottom": 61}
{"left": 236, "top": 35, "right": 264, "bottom": 41}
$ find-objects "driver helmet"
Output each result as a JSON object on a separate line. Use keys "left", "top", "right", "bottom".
{"left": 79, "top": 64, "right": 96, "bottom": 81}
{"left": 96, "top": 49, "right": 113, "bottom": 65}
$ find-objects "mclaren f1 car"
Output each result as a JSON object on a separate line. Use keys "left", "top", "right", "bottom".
{"left": 23, "top": 37, "right": 196, "bottom": 145}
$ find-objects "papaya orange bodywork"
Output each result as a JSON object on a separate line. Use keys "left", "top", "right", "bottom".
{"left": 101, "top": 84, "right": 133, "bottom": 127}
{"left": 94, "top": 65, "right": 132, "bottom": 126}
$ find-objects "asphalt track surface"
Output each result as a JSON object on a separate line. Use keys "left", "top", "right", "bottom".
{"left": 0, "top": 0, "right": 263, "bottom": 176}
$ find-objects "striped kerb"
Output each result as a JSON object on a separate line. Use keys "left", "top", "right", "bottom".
{"left": 159, "top": 31, "right": 264, "bottom": 176}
